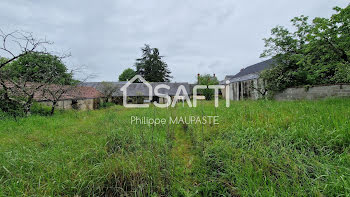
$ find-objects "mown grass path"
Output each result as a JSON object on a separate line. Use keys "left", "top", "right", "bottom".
{"left": 171, "top": 126, "right": 198, "bottom": 196}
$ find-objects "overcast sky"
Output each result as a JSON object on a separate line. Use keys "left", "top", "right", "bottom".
{"left": 0, "top": 0, "right": 349, "bottom": 83}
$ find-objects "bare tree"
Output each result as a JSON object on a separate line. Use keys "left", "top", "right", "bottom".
{"left": 0, "top": 29, "right": 52, "bottom": 69}
{"left": 98, "top": 81, "right": 118, "bottom": 101}
{"left": 40, "top": 69, "right": 94, "bottom": 115}
{"left": 41, "top": 84, "right": 72, "bottom": 115}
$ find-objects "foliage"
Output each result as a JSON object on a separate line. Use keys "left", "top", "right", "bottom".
{"left": 0, "top": 90, "right": 25, "bottom": 117}
{"left": 135, "top": 44, "right": 172, "bottom": 82}
{"left": 0, "top": 52, "right": 75, "bottom": 116}
{"left": 100, "top": 102, "right": 115, "bottom": 108}
{"left": 30, "top": 102, "right": 52, "bottom": 116}
{"left": 261, "top": 5, "right": 350, "bottom": 92}
{"left": 0, "top": 57, "right": 7, "bottom": 65}
{"left": 197, "top": 74, "right": 219, "bottom": 100}
{"left": 118, "top": 68, "right": 136, "bottom": 81}
{"left": 0, "top": 109, "right": 7, "bottom": 119}
{"left": 0, "top": 99, "right": 350, "bottom": 196}
{"left": 3, "top": 52, "right": 74, "bottom": 85}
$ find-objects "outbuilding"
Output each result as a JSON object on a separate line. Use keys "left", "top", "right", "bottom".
{"left": 221, "top": 59, "right": 274, "bottom": 100}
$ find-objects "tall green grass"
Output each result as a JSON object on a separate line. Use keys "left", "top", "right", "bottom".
{"left": 0, "top": 99, "right": 349, "bottom": 196}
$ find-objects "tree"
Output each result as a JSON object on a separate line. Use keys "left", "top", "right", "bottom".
{"left": 3, "top": 52, "right": 77, "bottom": 115}
{"left": 0, "top": 30, "right": 50, "bottom": 70}
{"left": 5, "top": 52, "right": 74, "bottom": 85}
{"left": 260, "top": 5, "right": 350, "bottom": 92}
{"left": 118, "top": 68, "right": 136, "bottom": 81}
{"left": 40, "top": 70, "right": 92, "bottom": 116}
{"left": 0, "top": 30, "right": 53, "bottom": 115}
{"left": 135, "top": 44, "right": 172, "bottom": 82}
{"left": 41, "top": 84, "right": 74, "bottom": 115}
{"left": 0, "top": 30, "right": 76, "bottom": 116}
{"left": 197, "top": 74, "right": 219, "bottom": 100}
{"left": 98, "top": 81, "right": 118, "bottom": 99}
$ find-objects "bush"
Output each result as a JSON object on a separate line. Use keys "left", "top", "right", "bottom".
{"left": 333, "top": 63, "right": 350, "bottom": 83}
{"left": 0, "top": 109, "right": 8, "bottom": 119}
{"left": 101, "top": 102, "right": 115, "bottom": 108}
{"left": 0, "top": 91, "right": 25, "bottom": 117}
{"left": 197, "top": 74, "right": 219, "bottom": 100}
{"left": 30, "top": 102, "right": 52, "bottom": 116}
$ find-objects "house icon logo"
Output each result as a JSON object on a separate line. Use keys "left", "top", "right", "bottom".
{"left": 120, "top": 75, "right": 152, "bottom": 108}
{"left": 120, "top": 75, "right": 229, "bottom": 108}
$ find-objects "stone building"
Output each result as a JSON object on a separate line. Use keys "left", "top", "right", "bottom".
{"left": 221, "top": 59, "right": 274, "bottom": 100}
{"left": 0, "top": 81, "right": 104, "bottom": 111}
{"left": 36, "top": 86, "right": 104, "bottom": 110}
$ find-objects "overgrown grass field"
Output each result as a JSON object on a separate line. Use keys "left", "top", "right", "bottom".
{"left": 0, "top": 99, "right": 350, "bottom": 196}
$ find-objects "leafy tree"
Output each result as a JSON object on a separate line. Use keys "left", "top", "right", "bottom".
{"left": 118, "top": 68, "right": 136, "bottom": 81}
{"left": 0, "top": 30, "right": 79, "bottom": 116}
{"left": 261, "top": 5, "right": 350, "bottom": 92}
{"left": 0, "top": 52, "right": 77, "bottom": 116}
{"left": 4, "top": 52, "right": 74, "bottom": 85}
{"left": 0, "top": 30, "right": 52, "bottom": 116}
{"left": 197, "top": 74, "right": 219, "bottom": 100}
{"left": 135, "top": 45, "right": 172, "bottom": 82}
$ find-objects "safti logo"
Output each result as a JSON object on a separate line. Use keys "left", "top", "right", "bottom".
{"left": 120, "top": 75, "right": 230, "bottom": 108}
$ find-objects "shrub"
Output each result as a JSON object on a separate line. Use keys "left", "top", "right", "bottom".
{"left": 101, "top": 102, "right": 115, "bottom": 108}
{"left": 30, "top": 102, "right": 52, "bottom": 116}
{"left": 333, "top": 63, "right": 350, "bottom": 83}
{"left": 0, "top": 91, "right": 25, "bottom": 117}
{"left": 0, "top": 109, "right": 8, "bottom": 119}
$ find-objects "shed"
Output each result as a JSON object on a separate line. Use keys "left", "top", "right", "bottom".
{"left": 222, "top": 59, "right": 275, "bottom": 100}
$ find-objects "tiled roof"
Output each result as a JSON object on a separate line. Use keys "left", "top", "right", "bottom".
{"left": 66, "top": 86, "right": 104, "bottom": 100}
{"left": 35, "top": 85, "right": 104, "bottom": 101}
{"left": 0, "top": 81, "right": 103, "bottom": 101}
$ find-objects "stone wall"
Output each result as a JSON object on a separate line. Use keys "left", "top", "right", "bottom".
{"left": 274, "top": 84, "right": 350, "bottom": 101}
{"left": 39, "top": 100, "right": 72, "bottom": 110}
{"left": 39, "top": 98, "right": 98, "bottom": 111}
{"left": 76, "top": 99, "right": 94, "bottom": 110}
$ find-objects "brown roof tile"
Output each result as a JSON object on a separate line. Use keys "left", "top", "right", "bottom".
{"left": 0, "top": 81, "right": 104, "bottom": 101}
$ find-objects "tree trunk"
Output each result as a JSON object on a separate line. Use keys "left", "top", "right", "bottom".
{"left": 23, "top": 96, "right": 34, "bottom": 116}
{"left": 50, "top": 101, "right": 57, "bottom": 116}
{"left": 23, "top": 103, "right": 32, "bottom": 116}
